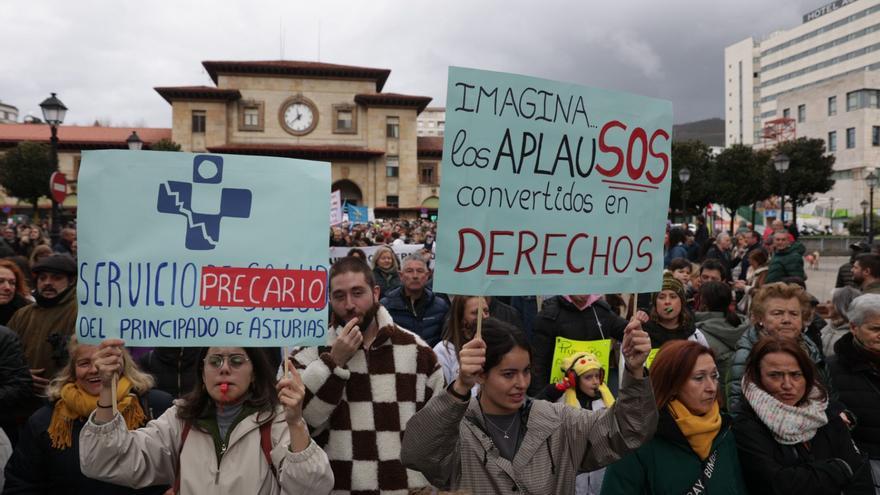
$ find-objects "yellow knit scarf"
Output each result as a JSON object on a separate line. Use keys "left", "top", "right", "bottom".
{"left": 668, "top": 399, "right": 721, "bottom": 460}
{"left": 48, "top": 376, "right": 145, "bottom": 449}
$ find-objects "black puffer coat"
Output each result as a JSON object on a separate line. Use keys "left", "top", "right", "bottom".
{"left": 733, "top": 402, "right": 872, "bottom": 495}
{"left": 829, "top": 332, "right": 880, "bottom": 458}
{"left": 0, "top": 326, "right": 32, "bottom": 444}
{"left": 136, "top": 347, "right": 201, "bottom": 398}
{"left": 529, "top": 297, "right": 627, "bottom": 396}
{"left": 3, "top": 390, "right": 172, "bottom": 494}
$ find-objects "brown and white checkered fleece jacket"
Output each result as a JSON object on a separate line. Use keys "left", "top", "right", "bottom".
{"left": 400, "top": 370, "right": 658, "bottom": 495}
{"left": 291, "top": 306, "right": 445, "bottom": 495}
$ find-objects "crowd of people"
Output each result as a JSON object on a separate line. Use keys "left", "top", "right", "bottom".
{"left": 1, "top": 215, "right": 879, "bottom": 494}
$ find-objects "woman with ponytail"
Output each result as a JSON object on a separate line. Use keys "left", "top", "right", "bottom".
{"left": 538, "top": 351, "right": 614, "bottom": 494}
{"left": 694, "top": 281, "right": 750, "bottom": 388}
{"left": 4, "top": 338, "right": 173, "bottom": 494}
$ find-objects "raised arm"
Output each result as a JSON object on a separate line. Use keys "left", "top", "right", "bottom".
{"left": 275, "top": 366, "right": 334, "bottom": 495}
{"left": 80, "top": 405, "right": 181, "bottom": 489}
{"left": 569, "top": 319, "right": 657, "bottom": 470}
{"left": 401, "top": 337, "right": 484, "bottom": 489}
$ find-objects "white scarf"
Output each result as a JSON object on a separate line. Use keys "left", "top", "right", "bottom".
{"left": 743, "top": 378, "right": 828, "bottom": 445}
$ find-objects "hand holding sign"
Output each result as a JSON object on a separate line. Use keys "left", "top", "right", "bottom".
{"left": 622, "top": 311, "right": 650, "bottom": 377}
{"left": 330, "top": 317, "right": 363, "bottom": 367}
{"left": 92, "top": 339, "right": 126, "bottom": 422}
{"left": 454, "top": 337, "right": 486, "bottom": 396}
{"left": 94, "top": 339, "right": 126, "bottom": 385}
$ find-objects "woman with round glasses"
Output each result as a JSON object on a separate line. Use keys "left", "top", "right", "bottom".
{"left": 79, "top": 341, "right": 334, "bottom": 494}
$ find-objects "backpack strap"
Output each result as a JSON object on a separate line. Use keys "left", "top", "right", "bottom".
{"left": 172, "top": 421, "right": 192, "bottom": 494}
{"left": 260, "top": 421, "right": 278, "bottom": 479}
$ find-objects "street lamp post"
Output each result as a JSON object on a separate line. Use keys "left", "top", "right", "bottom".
{"left": 828, "top": 196, "right": 835, "bottom": 234}
{"left": 39, "top": 93, "right": 67, "bottom": 243}
{"left": 774, "top": 153, "right": 790, "bottom": 222}
{"left": 862, "top": 200, "right": 870, "bottom": 241}
{"left": 126, "top": 131, "right": 143, "bottom": 151}
{"left": 678, "top": 167, "right": 691, "bottom": 225}
{"left": 867, "top": 170, "right": 878, "bottom": 245}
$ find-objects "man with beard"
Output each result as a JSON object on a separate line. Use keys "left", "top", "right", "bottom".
{"left": 7, "top": 254, "right": 77, "bottom": 396}
{"left": 290, "top": 256, "right": 444, "bottom": 495}
{"left": 852, "top": 253, "right": 880, "bottom": 294}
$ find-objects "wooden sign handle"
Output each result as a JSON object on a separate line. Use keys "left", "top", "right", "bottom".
{"left": 111, "top": 374, "right": 118, "bottom": 416}
{"left": 475, "top": 300, "right": 484, "bottom": 340}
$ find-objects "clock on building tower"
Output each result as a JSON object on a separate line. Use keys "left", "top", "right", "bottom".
{"left": 279, "top": 96, "right": 318, "bottom": 135}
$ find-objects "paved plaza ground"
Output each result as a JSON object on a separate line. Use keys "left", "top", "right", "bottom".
{"left": 805, "top": 255, "right": 848, "bottom": 302}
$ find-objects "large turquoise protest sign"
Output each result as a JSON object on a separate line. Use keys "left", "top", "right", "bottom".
{"left": 434, "top": 67, "right": 672, "bottom": 295}
{"left": 77, "top": 150, "right": 330, "bottom": 347}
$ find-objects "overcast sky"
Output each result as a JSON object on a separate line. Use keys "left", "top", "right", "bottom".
{"left": 3, "top": 0, "right": 822, "bottom": 128}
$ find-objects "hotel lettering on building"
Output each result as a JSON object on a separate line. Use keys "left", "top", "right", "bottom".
{"left": 157, "top": 61, "right": 442, "bottom": 218}
{"left": 725, "top": 0, "right": 880, "bottom": 216}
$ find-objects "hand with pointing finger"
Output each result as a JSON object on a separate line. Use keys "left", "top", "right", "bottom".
{"left": 94, "top": 339, "right": 126, "bottom": 386}
{"left": 277, "top": 366, "right": 306, "bottom": 425}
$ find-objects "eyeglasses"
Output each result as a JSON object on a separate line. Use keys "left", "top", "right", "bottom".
{"left": 204, "top": 354, "right": 250, "bottom": 370}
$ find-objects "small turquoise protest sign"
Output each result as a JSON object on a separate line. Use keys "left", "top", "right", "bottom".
{"left": 434, "top": 67, "right": 672, "bottom": 296}
{"left": 77, "top": 150, "right": 330, "bottom": 347}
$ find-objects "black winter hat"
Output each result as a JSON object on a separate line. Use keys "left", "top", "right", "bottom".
{"left": 32, "top": 254, "right": 77, "bottom": 276}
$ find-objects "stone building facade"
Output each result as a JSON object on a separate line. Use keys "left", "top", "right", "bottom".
{"left": 0, "top": 124, "right": 170, "bottom": 212}
{"left": 774, "top": 69, "right": 880, "bottom": 216}
{"left": 157, "top": 60, "right": 441, "bottom": 217}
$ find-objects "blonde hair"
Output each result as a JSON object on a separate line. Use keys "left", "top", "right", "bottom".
{"left": 371, "top": 245, "right": 400, "bottom": 272}
{"left": 46, "top": 337, "right": 155, "bottom": 401}
{"left": 29, "top": 244, "right": 53, "bottom": 267}
{"left": 749, "top": 282, "right": 811, "bottom": 325}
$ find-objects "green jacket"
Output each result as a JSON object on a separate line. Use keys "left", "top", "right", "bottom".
{"left": 765, "top": 241, "right": 806, "bottom": 283}
{"left": 694, "top": 311, "right": 750, "bottom": 385}
{"left": 601, "top": 410, "right": 748, "bottom": 495}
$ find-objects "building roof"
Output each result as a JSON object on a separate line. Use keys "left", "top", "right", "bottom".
{"left": 207, "top": 143, "right": 385, "bottom": 161}
{"left": 202, "top": 60, "right": 392, "bottom": 92}
{"left": 0, "top": 124, "right": 172, "bottom": 150}
{"left": 417, "top": 136, "right": 443, "bottom": 158}
{"left": 154, "top": 86, "right": 242, "bottom": 104}
{"left": 354, "top": 93, "right": 433, "bottom": 114}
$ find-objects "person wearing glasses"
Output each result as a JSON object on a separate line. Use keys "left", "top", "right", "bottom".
{"left": 78, "top": 342, "right": 334, "bottom": 495}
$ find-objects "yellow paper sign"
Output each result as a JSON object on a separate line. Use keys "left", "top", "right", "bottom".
{"left": 645, "top": 348, "right": 660, "bottom": 369}
{"left": 549, "top": 337, "right": 612, "bottom": 384}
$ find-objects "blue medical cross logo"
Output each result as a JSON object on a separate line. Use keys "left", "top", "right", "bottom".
{"left": 156, "top": 155, "right": 252, "bottom": 250}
